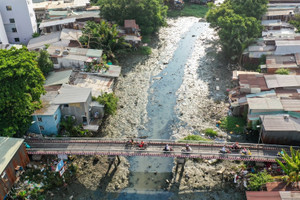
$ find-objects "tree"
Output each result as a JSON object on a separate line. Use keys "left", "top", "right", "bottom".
{"left": 97, "top": 0, "right": 168, "bottom": 35}
{"left": 275, "top": 68, "right": 290, "bottom": 75}
{"left": 230, "top": 0, "right": 268, "bottom": 20}
{"left": 206, "top": 0, "right": 266, "bottom": 61}
{"left": 289, "top": 14, "right": 300, "bottom": 33}
{"left": 276, "top": 147, "right": 300, "bottom": 189}
{"left": 0, "top": 47, "right": 45, "bottom": 137}
{"left": 96, "top": 93, "right": 119, "bottom": 116}
{"left": 79, "top": 20, "right": 129, "bottom": 58}
{"left": 37, "top": 50, "right": 53, "bottom": 76}
{"left": 60, "top": 116, "right": 92, "bottom": 137}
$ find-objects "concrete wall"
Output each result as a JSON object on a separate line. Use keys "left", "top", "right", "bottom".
{"left": 0, "top": 0, "right": 37, "bottom": 44}
{"left": 262, "top": 129, "right": 300, "bottom": 145}
{"left": 0, "top": 144, "right": 29, "bottom": 200}
{"left": 0, "top": 12, "right": 8, "bottom": 44}
{"left": 54, "top": 57, "right": 84, "bottom": 69}
{"left": 28, "top": 108, "right": 61, "bottom": 135}
{"left": 60, "top": 94, "right": 92, "bottom": 125}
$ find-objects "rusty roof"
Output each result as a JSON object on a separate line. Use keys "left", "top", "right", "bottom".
{"left": 239, "top": 74, "right": 269, "bottom": 91}
{"left": 267, "top": 182, "right": 300, "bottom": 191}
{"left": 246, "top": 191, "right": 281, "bottom": 200}
{"left": 124, "top": 20, "right": 139, "bottom": 29}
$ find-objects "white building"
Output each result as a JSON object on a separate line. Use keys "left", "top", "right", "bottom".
{"left": 0, "top": 12, "right": 8, "bottom": 44}
{"left": 0, "top": 0, "right": 37, "bottom": 44}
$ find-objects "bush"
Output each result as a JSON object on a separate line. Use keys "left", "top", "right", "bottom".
{"left": 220, "top": 116, "right": 245, "bottom": 133}
{"left": 167, "top": 3, "right": 209, "bottom": 18}
{"left": 182, "top": 134, "right": 211, "bottom": 142}
{"left": 275, "top": 68, "right": 290, "bottom": 75}
{"left": 96, "top": 93, "right": 119, "bottom": 115}
{"left": 248, "top": 170, "right": 273, "bottom": 191}
{"left": 32, "top": 32, "right": 40, "bottom": 38}
{"left": 138, "top": 46, "right": 152, "bottom": 55}
{"left": 204, "top": 128, "right": 218, "bottom": 137}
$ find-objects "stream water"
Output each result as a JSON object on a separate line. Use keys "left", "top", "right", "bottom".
{"left": 116, "top": 22, "right": 211, "bottom": 200}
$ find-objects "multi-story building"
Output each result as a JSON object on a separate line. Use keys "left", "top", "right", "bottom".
{"left": 0, "top": 0, "right": 37, "bottom": 44}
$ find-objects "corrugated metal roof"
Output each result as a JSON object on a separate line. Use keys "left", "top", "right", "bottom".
{"left": 0, "top": 137, "right": 24, "bottom": 175}
{"left": 86, "top": 49, "right": 103, "bottom": 58}
{"left": 60, "top": 28, "right": 82, "bottom": 41}
{"left": 53, "top": 84, "right": 91, "bottom": 104}
{"left": 33, "top": 91, "right": 59, "bottom": 115}
{"left": 261, "top": 115, "right": 300, "bottom": 131}
{"left": 275, "top": 40, "right": 300, "bottom": 55}
{"left": 45, "top": 70, "right": 72, "bottom": 86}
{"left": 124, "top": 20, "right": 139, "bottom": 29}
{"left": 27, "top": 31, "right": 61, "bottom": 50}
{"left": 39, "top": 18, "right": 76, "bottom": 28}
{"left": 266, "top": 55, "right": 297, "bottom": 69}
{"left": 264, "top": 75, "right": 300, "bottom": 88}
{"left": 281, "top": 99, "right": 300, "bottom": 111}
{"left": 248, "top": 98, "right": 283, "bottom": 110}
{"left": 49, "top": 10, "right": 68, "bottom": 16}
{"left": 246, "top": 191, "right": 281, "bottom": 200}
{"left": 239, "top": 74, "right": 268, "bottom": 91}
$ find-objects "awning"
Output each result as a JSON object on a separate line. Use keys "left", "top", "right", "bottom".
{"left": 40, "top": 18, "right": 76, "bottom": 28}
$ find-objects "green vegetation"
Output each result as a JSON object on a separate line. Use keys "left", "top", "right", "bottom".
{"left": 97, "top": 0, "right": 167, "bottom": 35}
{"left": 167, "top": 3, "right": 208, "bottom": 18}
{"left": 32, "top": 32, "right": 40, "bottom": 38}
{"left": 289, "top": 14, "right": 300, "bottom": 33}
{"left": 181, "top": 134, "right": 211, "bottom": 142}
{"left": 276, "top": 147, "right": 300, "bottom": 189}
{"left": 79, "top": 20, "right": 130, "bottom": 59}
{"left": 204, "top": 128, "right": 218, "bottom": 137}
{"left": 60, "top": 116, "right": 92, "bottom": 137}
{"left": 275, "top": 68, "right": 290, "bottom": 75}
{"left": 206, "top": 0, "right": 268, "bottom": 61}
{"left": 137, "top": 46, "right": 152, "bottom": 55}
{"left": 36, "top": 50, "right": 53, "bottom": 76}
{"left": 96, "top": 93, "right": 119, "bottom": 116}
{"left": 220, "top": 116, "right": 245, "bottom": 133}
{"left": 0, "top": 47, "right": 45, "bottom": 137}
{"left": 248, "top": 170, "right": 273, "bottom": 191}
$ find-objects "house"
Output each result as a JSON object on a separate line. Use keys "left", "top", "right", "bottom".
{"left": 246, "top": 191, "right": 300, "bottom": 200}
{"left": 265, "top": 54, "right": 300, "bottom": 74}
{"left": 27, "top": 28, "right": 82, "bottom": 50}
{"left": 123, "top": 20, "right": 142, "bottom": 47}
{"left": 44, "top": 70, "right": 72, "bottom": 87}
{"left": 260, "top": 115, "right": 300, "bottom": 145}
{"left": 0, "top": 137, "right": 30, "bottom": 200}
{"left": 47, "top": 45, "right": 102, "bottom": 69}
{"left": 262, "top": 10, "right": 294, "bottom": 21}
{"left": 0, "top": 0, "right": 37, "bottom": 44}
{"left": 39, "top": 17, "right": 77, "bottom": 34}
{"left": 53, "top": 84, "right": 92, "bottom": 125}
{"left": 28, "top": 90, "right": 61, "bottom": 135}
{"left": 264, "top": 74, "right": 300, "bottom": 89}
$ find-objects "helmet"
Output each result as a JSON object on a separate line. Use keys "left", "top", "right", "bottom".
{"left": 186, "top": 144, "right": 189, "bottom": 147}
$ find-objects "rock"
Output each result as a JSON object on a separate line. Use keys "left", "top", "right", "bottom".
{"left": 69, "top": 195, "right": 74, "bottom": 200}
{"left": 208, "top": 159, "right": 218, "bottom": 165}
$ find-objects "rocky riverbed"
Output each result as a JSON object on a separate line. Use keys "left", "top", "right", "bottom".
{"left": 47, "top": 17, "right": 244, "bottom": 199}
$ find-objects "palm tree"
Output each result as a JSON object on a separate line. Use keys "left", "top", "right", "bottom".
{"left": 276, "top": 147, "right": 300, "bottom": 189}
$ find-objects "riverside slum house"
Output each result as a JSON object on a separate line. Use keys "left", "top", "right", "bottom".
{"left": 32, "top": 0, "right": 100, "bottom": 23}
{"left": 118, "top": 20, "right": 142, "bottom": 48}
{"left": 229, "top": 72, "right": 300, "bottom": 145}
{"left": 242, "top": 2, "right": 300, "bottom": 65}
{"left": 28, "top": 83, "right": 105, "bottom": 134}
{"left": 0, "top": 137, "right": 30, "bottom": 200}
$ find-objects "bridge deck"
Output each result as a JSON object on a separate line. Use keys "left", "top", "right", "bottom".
{"left": 25, "top": 138, "right": 295, "bottom": 162}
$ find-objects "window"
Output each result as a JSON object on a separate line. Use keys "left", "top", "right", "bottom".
{"left": 12, "top": 28, "right": 17, "bottom": 32}
{"left": 9, "top": 18, "right": 15, "bottom": 23}
{"left": 50, "top": 57, "right": 58, "bottom": 64}
{"left": 14, "top": 38, "right": 20, "bottom": 42}
{"left": 37, "top": 117, "right": 42, "bottom": 122}
{"left": 39, "top": 126, "right": 44, "bottom": 131}
{"left": 6, "top": 6, "right": 12, "bottom": 11}
{"left": 63, "top": 104, "right": 69, "bottom": 108}
{"left": 54, "top": 114, "right": 57, "bottom": 120}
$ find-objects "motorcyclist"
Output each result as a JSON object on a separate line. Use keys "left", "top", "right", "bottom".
{"left": 232, "top": 142, "right": 240, "bottom": 150}
{"left": 139, "top": 141, "right": 145, "bottom": 148}
{"left": 220, "top": 145, "right": 226, "bottom": 153}
{"left": 186, "top": 144, "right": 192, "bottom": 152}
{"left": 164, "top": 144, "right": 170, "bottom": 151}
{"left": 241, "top": 148, "right": 248, "bottom": 155}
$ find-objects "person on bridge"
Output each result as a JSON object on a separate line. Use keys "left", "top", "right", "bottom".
{"left": 164, "top": 144, "right": 170, "bottom": 151}
{"left": 139, "top": 141, "right": 145, "bottom": 148}
{"left": 186, "top": 144, "right": 192, "bottom": 152}
{"left": 220, "top": 145, "right": 227, "bottom": 153}
{"left": 232, "top": 142, "right": 240, "bottom": 150}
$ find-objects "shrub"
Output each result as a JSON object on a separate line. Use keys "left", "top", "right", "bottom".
{"left": 248, "top": 170, "right": 273, "bottom": 191}
{"left": 138, "top": 46, "right": 152, "bottom": 55}
{"left": 204, "top": 128, "right": 218, "bottom": 137}
{"left": 182, "top": 135, "right": 210, "bottom": 142}
{"left": 220, "top": 116, "right": 245, "bottom": 133}
{"left": 96, "top": 93, "right": 119, "bottom": 115}
{"left": 275, "top": 68, "right": 290, "bottom": 75}
{"left": 32, "top": 32, "right": 40, "bottom": 38}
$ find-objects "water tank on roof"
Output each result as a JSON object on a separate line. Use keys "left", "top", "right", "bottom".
{"left": 62, "top": 50, "right": 69, "bottom": 55}
{"left": 55, "top": 49, "right": 61, "bottom": 54}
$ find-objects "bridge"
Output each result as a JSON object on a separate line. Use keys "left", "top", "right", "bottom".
{"left": 25, "top": 138, "right": 296, "bottom": 162}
